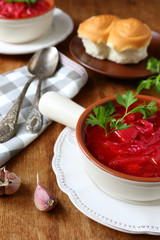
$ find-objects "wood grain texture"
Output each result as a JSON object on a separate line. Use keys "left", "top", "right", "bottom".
{"left": 0, "top": 0, "right": 160, "bottom": 239}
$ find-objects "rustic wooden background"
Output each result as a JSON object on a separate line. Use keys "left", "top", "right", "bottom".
{"left": 0, "top": 0, "right": 160, "bottom": 239}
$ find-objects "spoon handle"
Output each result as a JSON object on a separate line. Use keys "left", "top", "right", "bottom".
{"left": 26, "top": 77, "right": 43, "bottom": 134}
{"left": 0, "top": 76, "right": 36, "bottom": 143}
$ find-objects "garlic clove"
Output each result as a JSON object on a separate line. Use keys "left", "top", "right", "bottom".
{"left": 0, "top": 167, "right": 21, "bottom": 196}
{"left": 34, "top": 183, "right": 57, "bottom": 211}
{"left": 4, "top": 170, "right": 21, "bottom": 195}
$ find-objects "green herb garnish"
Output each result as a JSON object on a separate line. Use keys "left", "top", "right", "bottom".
{"left": 136, "top": 57, "right": 160, "bottom": 94}
{"left": 86, "top": 91, "right": 158, "bottom": 135}
{"left": 5, "top": 0, "right": 37, "bottom": 4}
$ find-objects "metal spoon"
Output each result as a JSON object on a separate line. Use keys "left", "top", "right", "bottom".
{"left": 0, "top": 46, "right": 59, "bottom": 143}
{"left": 0, "top": 75, "right": 36, "bottom": 143}
{"left": 26, "top": 47, "right": 59, "bottom": 134}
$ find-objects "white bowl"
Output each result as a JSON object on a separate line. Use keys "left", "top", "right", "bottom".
{"left": 39, "top": 92, "right": 160, "bottom": 203}
{"left": 0, "top": 0, "right": 55, "bottom": 44}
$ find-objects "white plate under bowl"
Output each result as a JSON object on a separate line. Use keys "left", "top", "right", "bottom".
{"left": 0, "top": 8, "right": 73, "bottom": 55}
{"left": 52, "top": 127, "right": 160, "bottom": 235}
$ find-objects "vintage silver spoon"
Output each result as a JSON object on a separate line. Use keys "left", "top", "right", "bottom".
{"left": 0, "top": 47, "right": 59, "bottom": 143}
{"left": 0, "top": 75, "right": 36, "bottom": 143}
{"left": 26, "top": 47, "right": 59, "bottom": 134}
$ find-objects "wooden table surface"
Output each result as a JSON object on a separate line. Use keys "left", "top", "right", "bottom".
{"left": 1, "top": 0, "right": 160, "bottom": 239}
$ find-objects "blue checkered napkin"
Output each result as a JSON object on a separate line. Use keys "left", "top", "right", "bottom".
{"left": 0, "top": 53, "right": 88, "bottom": 166}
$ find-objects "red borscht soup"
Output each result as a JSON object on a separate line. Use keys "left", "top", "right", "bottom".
{"left": 0, "top": 0, "right": 52, "bottom": 19}
{"left": 85, "top": 102, "right": 160, "bottom": 178}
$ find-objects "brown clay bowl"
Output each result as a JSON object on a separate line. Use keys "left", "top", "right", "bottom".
{"left": 39, "top": 91, "right": 160, "bottom": 203}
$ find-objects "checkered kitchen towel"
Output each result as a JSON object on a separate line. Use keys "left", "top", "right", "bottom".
{"left": 0, "top": 52, "right": 88, "bottom": 166}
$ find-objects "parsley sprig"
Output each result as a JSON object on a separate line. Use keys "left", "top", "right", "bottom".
{"left": 86, "top": 91, "right": 158, "bottom": 136}
{"left": 136, "top": 57, "right": 160, "bottom": 94}
{"left": 5, "top": 0, "right": 37, "bottom": 4}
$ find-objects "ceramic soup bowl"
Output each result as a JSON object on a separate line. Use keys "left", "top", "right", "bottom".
{"left": 39, "top": 91, "right": 160, "bottom": 203}
{"left": 0, "top": 0, "right": 55, "bottom": 43}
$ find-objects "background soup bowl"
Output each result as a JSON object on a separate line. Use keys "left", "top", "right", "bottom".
{"left": 0, "top": 0, "right": 55, "bottom": 44}
{"left": 39, "top": 91, "right": 160, "bottom": 203}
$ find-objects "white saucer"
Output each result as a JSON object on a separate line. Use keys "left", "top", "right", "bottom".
{"left": 52, "top": 127, "right": 160, "bottom": 235}
{"left": 0, "top": 8, "right": 73, "bottom": 55}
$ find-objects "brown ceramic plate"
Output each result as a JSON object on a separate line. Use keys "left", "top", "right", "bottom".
{"left": 69, "top": 31, "right": 160, "bottom": 79}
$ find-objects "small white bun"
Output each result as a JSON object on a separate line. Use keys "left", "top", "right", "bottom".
{"left": 107, "top": 18, "right": 151, "bottom": 52}
{"left": 78, "top": 14, "right": 119, "bottom": 60}
{"left": 106, "top": 18, "right": 151, "bottom": 63}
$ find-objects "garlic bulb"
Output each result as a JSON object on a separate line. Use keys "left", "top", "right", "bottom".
{"left": 34, "top": 174, "right": 57, "bottom": 211}
{"left": 0, "top": 166, "right": 21, "bottom": 195}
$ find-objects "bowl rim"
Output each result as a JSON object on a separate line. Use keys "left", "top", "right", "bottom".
{"left": 0, "top": 0, "right": 55, "bottom": 22}
{"left": 76, "top": 94, "right": 160, "bottom": 183}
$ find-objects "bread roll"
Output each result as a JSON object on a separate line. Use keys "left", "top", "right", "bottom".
{"left": 77, "top": 15, "right": 152, "bottom": 64}
{"left": 107, "top": 18, "right": 152, "bottom": 63}
{"left": 77, "top": 14, "right": 120, "bottom": 60}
